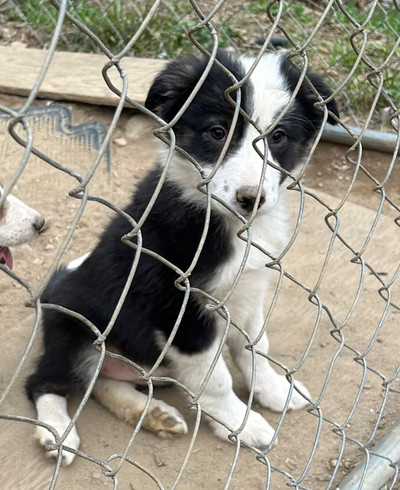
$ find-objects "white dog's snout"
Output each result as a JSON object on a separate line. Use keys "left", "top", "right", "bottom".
{"left": 0, "top": 192, "right": 46, "bottom": 247}
{"left": 33, "top": 214, "right": 46, "bottom": 233}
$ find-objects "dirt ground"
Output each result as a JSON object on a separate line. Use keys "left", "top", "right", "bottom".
{"left": 0, "top": 94, "right": 399, "bottom": 489}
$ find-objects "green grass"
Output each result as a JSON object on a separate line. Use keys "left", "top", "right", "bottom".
{"left": 2, "top": 0, "right": 399, "bottom": 121}
{"left": 325, "top": 1, "right": 400, "bottom": 113}
{"left": 3, "top": 0, "right": 233, "bottom": 58}
{"left": 236, "top": 0, "right": 400, "bottom": 119}
{"left": 252, "top": 0, "right": 400, "bottom": 119}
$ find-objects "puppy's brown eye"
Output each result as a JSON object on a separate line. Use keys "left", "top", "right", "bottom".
{"left": 270, "top": 129, "right": 286, "bottom": 145}
{"left": 209, "top": 126, "right": 226, "bottom": 141}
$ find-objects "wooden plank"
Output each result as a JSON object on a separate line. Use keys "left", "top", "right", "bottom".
{"left": 0, "top": 46, "right": 167, "bottom": 107}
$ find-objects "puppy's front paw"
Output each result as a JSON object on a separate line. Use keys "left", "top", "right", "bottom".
{"left": 34, "top": 393, "right": 80, "bottom": 465}
{"left": 35, "top": 422, "right": 80, "bottom": 466}
{"left": 238, "top": 410, "right": 277, "bottom": 448}
{"left": 256, "top": 375, "right": 310, "bottom": 412}
{"left": 143, "top": 400, "right": 188, "bottom": 438}
{"left": 209, "top": 408, "right": 276, "bottom": 449}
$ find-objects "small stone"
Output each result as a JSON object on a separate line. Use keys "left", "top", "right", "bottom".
{"left": 113, "top": 137, "right": 127, "bottom": 147}
{"left": 326, "top": 68, "right": 338, "bottom": 77}
{"left": 330, "top": 459, "right": 338, "bottom": 468}
{"left": 285, "top": 457, "right": 297, "bottom": 470}
{"left": 153, "top": 452, "right": 166, "bottom": 467}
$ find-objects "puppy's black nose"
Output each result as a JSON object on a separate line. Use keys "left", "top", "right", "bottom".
{"left": 33, "top": 215, "right": 46, "bottom": 232}
{"left": 236, "top": 186, "right": 266, "bottom": 212}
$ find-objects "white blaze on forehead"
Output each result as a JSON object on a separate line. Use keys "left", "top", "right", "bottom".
{"left": 239, "top": 53, "right": 291, "bottom": 131}
{"left": 209, "top": 53, "right": 292, "bottom": 213}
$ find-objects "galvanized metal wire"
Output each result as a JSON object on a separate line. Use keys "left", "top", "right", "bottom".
{"left": 0, "top": 1, "right": 399, "bottom": 489}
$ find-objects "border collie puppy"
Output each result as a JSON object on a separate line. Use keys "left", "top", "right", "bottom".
{"left": 27, "top": 51, "right": 338, "bottom": 464}
{"left": 0, "top": 185, "right": 45, "bottom": 269}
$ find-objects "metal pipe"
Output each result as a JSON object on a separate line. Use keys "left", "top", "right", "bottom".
{"left": 338, "top": 419, "right": 400, "bottom": 489}
{"left": 322, "top": 124, "right": 399, "bottom": 154}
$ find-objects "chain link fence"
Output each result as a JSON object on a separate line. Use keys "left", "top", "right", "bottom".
{"left": 0, "top": 1, "right": 399, "bottom": 489}
{"left": 1, "top": 0, "right": 400, "bottom": 132}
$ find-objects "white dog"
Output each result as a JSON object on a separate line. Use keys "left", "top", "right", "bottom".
{"left": 0, "top": 184, "right": 45, "bottom": 269}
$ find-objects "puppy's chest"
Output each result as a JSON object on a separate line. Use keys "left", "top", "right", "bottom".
{"left": 204, "top": 218, "right": 285, "bottom": 298}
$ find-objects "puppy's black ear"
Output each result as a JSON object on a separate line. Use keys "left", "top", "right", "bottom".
{"left": 305, "top": 72, "right": 339, "bottom": 126}
{"left": 145, "top": 57, "right": 206, "bottom": 122}
{"left": 280, "top": 56, "right": 339, "bottom": 127}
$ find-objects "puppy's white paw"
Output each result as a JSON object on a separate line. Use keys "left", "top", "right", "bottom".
{"left": 256, "top": 374, "right": 310, "bottom": 412}
{"left": 34, "top": 394, "right": 80, "bottom": 465}
{"left": 35, "top": 423, "right": 80, "bottom": 466}
{"left": 210, "top": 408, "right": 276, "bottom": 449}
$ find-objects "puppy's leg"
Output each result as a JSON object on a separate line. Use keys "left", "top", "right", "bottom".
{"left": 34, "top": 394, "right": 80, "bottom": 466}
{"left": 92, "top": 378, "right": 188, "bottom": 437}
{"left": 226, "top": 275, "right": 310, "bottom": 412}
{"left": 168, "top": 340, "right": 276, "bottom": 449}
{"left": 229, "top": 327, "right": 310, "bottom": 412}
{"left": 26, "top": 314, "right": 90, "bottom": 465}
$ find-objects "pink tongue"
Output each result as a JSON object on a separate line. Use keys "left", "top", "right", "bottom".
{"left": 0, "top": 247, "right": 13, "bottom": 270}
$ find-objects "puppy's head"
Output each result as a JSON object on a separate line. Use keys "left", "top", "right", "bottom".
{"left": 146, "top": 51, "right": 339, "bottom": 217}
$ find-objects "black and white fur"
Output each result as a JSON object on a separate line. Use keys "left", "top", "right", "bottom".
{"left": 27, "top": 51, "right": 338, "bottom": 464}
{"left": 0, "top": 185, "right": 45, "bottom": 269}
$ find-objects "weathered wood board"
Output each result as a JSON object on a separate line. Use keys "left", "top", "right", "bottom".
{"left": 0, "top": 46, "right": 166, "bottom": 107}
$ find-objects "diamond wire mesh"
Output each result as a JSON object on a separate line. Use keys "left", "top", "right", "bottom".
{"left": 1, "top": 0, "right": 399, "bottom": 131}
{"left": 0, "top": 0, "right": 399, "bottom": 489}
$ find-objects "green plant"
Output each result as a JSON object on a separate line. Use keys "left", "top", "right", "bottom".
{"left": 2, "top": 0, "right": 399, "bottom": 118}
